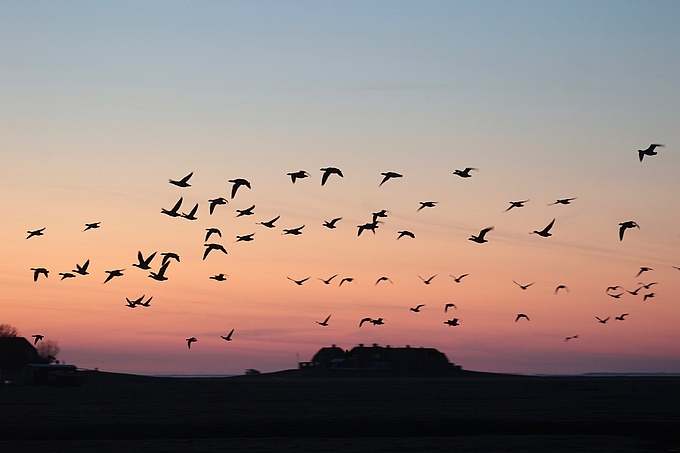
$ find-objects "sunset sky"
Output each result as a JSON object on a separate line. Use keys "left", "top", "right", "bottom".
{"left": 2, "top": 1, "right": 679, "bottom": 375}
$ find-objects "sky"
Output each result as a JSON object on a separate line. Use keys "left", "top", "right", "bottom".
{"left": 1, "top": 1, "right": 679, "bottom": 375}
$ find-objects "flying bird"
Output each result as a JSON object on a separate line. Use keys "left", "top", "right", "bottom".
{"left": 205, "top": 228, "right": 222, "bottom": 242}
{"left": 221, "top": 329, "right": 235, "bottom": 341}
{"left": 452, "top": 167, "right": 478, "bottom": 178}
{"left": 236, "top": 233, "right": 255, "bottom": 242}
{"left": 513, "top": 280, "right": 534, "bottom": 290}
{"left": 320, "top": 167, "right": 343, "bottom": 186}
{"left": 31, "top": 334, "right": 44, "bottom": 345}
{"left": 236, "top": 205, "right": 256, "bottom": 217}
{"left": 638, "top": 143, "right": 665, "bottom": 162}
{"left": 139, "top": 296, "right": 153, "bottom": 307}
{"left": 316, "top": 315, "right": 331, "bottom": 327}
{"left": 618, "top": 221, "right": 639, "bottom": 241}
{"left": 450, "top": 274, "right": 468, "bottom": 283}
{"left": 103, "top": 269, "right": 124, "bottom": 284}
{"left": 596, "top": 316, "right": 610, "bottom": 324}
{"left": 638, "top": 282, "right": 658, "bottom": 289}
{"left": 515, "top": 314, "right": 530, "bottom": 322}
{"left": 375, "top": 276, "right": 393, "bottom": 285}
{"left": 148, "top": 262, "right": 170, "bottom": 282}
{"left": 186, "top": 337, "right": 197, "bottom": 349}
{"left": 548, "top": 197, "right": 576, "bottom": 205}
{"left": 357, "top": 221, "right": 380, "bottom": 236}
{"left": 83, "top": 222, "right": 101, "bottom": 232}
{"left": 643, "top": 293, "right": 656, "bottom": 301}
{"left": 27, "top": 228, "right": 46, "bottom": 239}
{"left": 287, "top": 276, "right": 310, "bottom": 286}
{"left": 417, "top": 201, "right": 438, "bottom": 211}
{"left": 125, "top": 299, "right": 137, "bottom": 308}
{"left": 359, "top": 317, "right": 373, "bottom": 327}
{"left": 59, "top": 272, "right": 76, "bottom": 280}
{"left": 379, "top": 172, "right": 402, "bottom": 186}
{"left": 339, "top": 277, "right": 354, "bottom": 286}
{"left": 397, "top": 230, "right": 415, "bottom": 240}
{"left": 323, "top": 217, "right": 342, "bottom": 229}
{"left": 635, "top": 267, "right": 652, "bottom": 277}
{"left": 370, "top": 318, "right": 385, "bottom": 325}
{"left": 444, "top": 318, "right": 460, "bottom": 327}
{"left": 531, "top": 219, "right": 555, "bottom": 237}
{"left": 626, "top": 287, "right": 642, "bottom": 296}
{"left": 282, "top": 225, "right": 304, "bottom": 235}
{"left": 319, "top": 274, "right": 338, "bottom": 285}
{"left": 287, "top": 170, "right": 310, "bottom": 183}
{"left": 161, "top": 252, "right": 180, "bottom": 265}
{"left": 133, "top": 251, "right": 157, "bottom": 270}
{"left": 208, "top": 197, "right": 228, "bottom": 215}
{"left": 73, "top": 260, "right": 90, "bottom": 276}
{"left": 169, "top": 172, "right": 193, "bottom": 188}
{"left": 605, "top": 285, "right": 622, "bottom": 293}
{"left": 30, "top": 268, "right": 49, "bottom": 281}
{"left": 444, "top": 303, "right": 457, "bottom": 313}
{"left": 210, "top": 273, "right": 228, "bottom": 281}
{"left": 504, "top": 200, "right": 529, "bottom": 212}
{"left": 419, "top": 275, "right": 437, "bottom": 285}
{"left": 257, "top": 215, "right": 280, "bottom": 228}
{"left": 371, "top": 210, "right": 389, "bottom": 222}
{"left": 181, "top": 203, "right": 199, "bottom": 220}
{"left": 203, "top": 243, "right": 228, "bottom": 260}
{"left": 469, "top": 226, "right": 493, "bottom": 244}
{"left": 615, "top": 314, "right": 629, "bottom": 321}
{"left": 228, "top": 178, "right": 251, "bottom": 199}
{"left": 410, "top": 304, "right": 425, "bottom": 312}
{"left": 161, "top": 197, "right": 183, "bottom": 217}
{"left": 126, "top": 295, "right": 145, "bottom": 306}
{"left": 607, "top": 292, "right": 623, "bottom": 299}
{"left": 554, "top": 285, "right": 569, "bottom": 294}
{"left": 565, "top": 335, "right": 578, "bottom": 342}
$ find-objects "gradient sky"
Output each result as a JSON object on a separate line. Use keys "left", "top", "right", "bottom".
{"left": 2, "top": 1, "right": 679, "bottom": 375}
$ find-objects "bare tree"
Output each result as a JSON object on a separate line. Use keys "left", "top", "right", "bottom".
{"left": 0, "top": 324, "right": 19, "bottom": 337}
{"left": 36, "top": 340, "right": 60, "bottom": 363}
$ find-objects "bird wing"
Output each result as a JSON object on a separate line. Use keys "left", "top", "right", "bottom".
{"left": 544, "top": 219, "right": 555, "bottom": 232}
{"left": 320, "top": 170, "right": 330, "bottom": 186}
{"left": 230, "top": 183, "right": 239, "bottom": 199}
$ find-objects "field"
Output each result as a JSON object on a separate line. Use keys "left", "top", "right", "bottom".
{"left": 1, "top": 371, "right": 679, "bottom": 452}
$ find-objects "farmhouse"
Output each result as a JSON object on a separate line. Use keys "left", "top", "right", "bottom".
{"left": 0, "top": 336, "right": 81, "bottom": 386}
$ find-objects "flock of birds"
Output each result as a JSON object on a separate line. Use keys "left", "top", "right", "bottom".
{"left": 24, "top": 143, "right": 675, "bottom": 352}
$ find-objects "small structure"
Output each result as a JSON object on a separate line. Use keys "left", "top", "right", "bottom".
{"left": 0, "top": 336, "right": 82, "bottom": 386}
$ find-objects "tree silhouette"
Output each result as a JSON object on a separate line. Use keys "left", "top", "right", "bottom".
{"left": 0, "top": 324, "right": 19, "bottom": 337}
{"left": 36, "top": 340, "right": 60, "bottom": 364}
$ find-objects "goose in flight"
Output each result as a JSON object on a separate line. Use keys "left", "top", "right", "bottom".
{"left": 596, "top": 316, "right": 610, "bottom": 324}
{"left": 103, "top": 269, "right": 124, "bottom": 284}
{"left": 444, "top": 318, "right": 460, "bottom": 327}
{"left": 626, "top": 287, "right": 642, "bottom": 296}
{"left": 397, "top": 230, "right": 415, "bottom": 240}
{"left": 316, "top": 315, "right": 331, "bottom": 326}
{"left": 133, "top": 251, "right": 156, "bottom": 270}
{"left": 205, "top": 228, "right": 222, "bottom": 242}
{"left": 638, "top": 143, "right": 665, "bottom": 162}
{"left": 444, "top": 303, "right": 457, "bottom": 313}
{"left": 208, "top": 197, "right": 228, "bottom": 215}
{"left": 512, "top": 280, "right": 533, "bottom": 290}
{"left": 638, "top": 282, "right": 658, "bottom": 289}
{"left": 417, "top": 201, "right": 438, "bottom": 211}
{"left": 169, "top": 172, "right": 193, "bottom": 188}
{"left": 203, "top": 243, "right": 228, "bottom": 260}
{"left": 370, "top": 318, "right": 385, "bottom": 325}
{"left": 565, "top": 335, "right": 578, "bottom": 342}
{"left": 320, "top": 167, "right": 343, "bottom": 186}
{"left": 515, "top": 314, "right": 530, "bottom": 322}
{"left": 618, "top": 221, "right": 639, "bottom": 241}
{"left": 83, "top": 222, "right": 101, "bottom": 232}
{"left": 323, "top": 217, "right": 342, "bottom": 229}
{"left": 450, "top": 274, "right": 468, "bottom": 283}
{"left": 504, "top": 200, "right": 529, "bottom": 212}
{"left": 371, "top": 210, "right": 389, "bottom": 222}
{"left": 148, "top": 262, "right": 170, "bottom": 281}
{"left": 161, "top": 252, "right": 180, "bottom": 265}
{"left": 31, "top": 268, "right": 49, "bottom": 281}
{"left": 27, "top": 228, "right": 46, "bottom": 239}
{"left": 210, "top": 273, "right": 228, "bottom": 281}
{"left": 31, "top": 334, "right": 44, "bottom": 345}
{"left": 221, "top": 329, "right": 234, "bottom": 341}
{"left": 236, "top": 205, "right": 256, "bottom": 217}
{"left": 125, "top": 298, "right": 138, "bottom": 308}
{"left": 186, "top": 337, "right": 197, "bottom": 349}
{"left": 452, "top": 167, "right": 478, "bottom": 178}
{"left": 410, "top": 304, "right": 425, "bottom": 312}
{"left": 419, "top": 275, "right": 437, "bottom": 285}
{"left": 339, "top": 277, "right": 354, "bottom": 286}
{"left": 615, "top": 314, "right": 629, "bottom": 321}
{"left": 469, "top": 226, "right": 493, "bottom": 243}
{"left": 531, "top": 219, "right": 555, "bottom": 237}
{"left": 282, "top": 225, "right": 304, "bottom": 235}
{"left": 357, "top": 221, "right": 380, "bottom": 236}
{"left": 554, "top": 285, "right": 569, "bottom": 294}
{"left": 287, "top": 276, "right": 310, "bottom": 286}
{"left": 319, "top": 274, "right": 338, "bottom": 285}
{"left": 161, "top": 197, "right": 183, "bottom": 217}
{"left": 287, "top": 170, "right": 310, "bottom": 183}
{"left": 139, "top": 296, "right": 152, "bottom": 307}
{"left": 379, "top": 172, "right": 402, "bottom": 186}
{"left": 359, "top": 317, "right": 373, "bottom": 327}
{"left": 375, "top": 276, "right": 393, "bottom": 285}
{"left": 236, "top": 233, "right": 255, "bottom": 242}
{"left": 126, "top": 295, "right": 145, "bottom": 306}
{"left": 59, "top": 272, "right": 76, "bottom": 280}
{"left": 73, "top": 260, "right": 90, "bottom": 276}
{"left": 635, "top": 267, "right": 652, "bottom": 277}
{"left": 606, "top": 285, "right": 622, "bottom": 293}
{"left": 181, "top": 203, "right": 199, "bottom": 221}
{"left": 607, "top": 292, "right": 623, "bottom": 299}
{"left": 258, "top": 215, "right": 281, "bottom": 228}
{"left": 643, "top": 293, "right": 656, "bottom": 301}
{"left": 548, "top": 197, "right": 576, "bottom": 205}
{"left": 229, "top": 178, "right": 251, "bottom": 199}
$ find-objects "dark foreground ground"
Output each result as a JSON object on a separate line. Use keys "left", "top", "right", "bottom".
{"left": 1, "top": 370, "right": 679, "bottom": 452}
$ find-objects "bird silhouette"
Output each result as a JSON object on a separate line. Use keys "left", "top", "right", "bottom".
{"left": 359, "top": 317, "right": 373, "bottom": 327}
{"left": 30, "top": 268, "right": 49, "bottom": 281}
{"left": 469, "top": 226, "right": 493, "bottom": 243}
{"left": 205, "top": 228, "right": 222, "bottom": 242}
{"left": 287, "top": 276, "right": 310, "bottom": 286}
{"left": 504, "top": 200, "right": 529, "bottom": 212}
{"left": 320, "top": 167, "right": 343, "bottom": 186}
{"left": 161, "top": 197, "right": 183, "bottom": 217}
{"left": 59, "top": 272, "right": 76, "bottom": 280}
{"left": 73, "top": 260, "right": 90, "bottom": 276}
{"left": 608, "top": 292, "right": 623, "bottom": 299}
{"left": 169, "top": 172, "right": 193, "bottom": 188}
{"left": 221, "top": 329, "right": 234, "bottom": 341}
{"left": 397, "top": 230, "right": 415, "bottom": 240}
{"left": 229, "top": 178, "right": 251, "bottom": 199}
{"left": 565, "top": 335, "right": 579, "bottom": 342}
{"left": 27, "top": 228, "right": 46, "bottom": 239}
{"left": 125, "top": 299, "right": 137, "bottom": 308}
{"left": 444, "top": 318, "right": 460, "bottom": 327}
{"left": 596, "top": 316, "right": 610, "bottom": 324}
{"left": 181, "top": 203, "right": 199, "bottom": 220}
{"left": 375, "top": 276, "right": 393, "bottom": 285}
{"left": 410, "top": 304, "right": 425, "bottom": 312}
{"left": 638, "top": 282, "right": 658, "bottom": 289}
{"left": 643, "top": 293, "right": 656, "bottom": 301}
{"left": 319, "top": 274, "right": 338, "bottom": 285}
{"left": 339, "top": 277, "right": 354, "bottom": 286}
{"left": 419, "top": 275, "right": 437, "bottom": 285}
{"left": 126, "top": 295, "right": 145, "bottom": 306}
{"left": 203, "top": 243, "right": 228, "bottom": 260}
{"left": 236, "top": 233, "right": 255, "bottom": 242}
{"left": 148, "top": 262, "right": 170, "bottom": 282}
{"left": 548, "top": 198, "right": 576, "bottom": 205}
{"left": 210, "top": 273, "right": 228, "bottom": 281}
{"left": 531, "top": 219, "right": 555, "bottom": 237}
{"left": 417, "top": 201, "right": 438, "bottom": 211}
{"left": 371, "top": 210, "right": 389, "bottom": 223}
{"left": 133, "top": 251, "right": 157, "bottom": 270}
{"left": 282, "top": 225, "right": 304, "bottom": 235}
{"left": 161, "top": 252, "right": 180, "bottom": 265}
{"left": 379, "top": 172, "right": 402, "bottom": 186}
{"left": 287, "top": 170, "right": 310, "bottom": 183}
{"left": 452, "top": 167, "right": 478, "bottom": 178}
{"left": 619, "top": 221, "right": 639, "bottom": 241}
{"left": 208, "top": 197, "right": 228, "bottom": 215}
{"left": 257, "top": 215, "right": 281, "bottom": 228}
{"left": 31, "top": 334, "right": 44, "bottom": 345}
{"left": 450, "top": 274, "right": 468, "bottom": 283}
{"left": 606, "top": 285, "right": 622, "bottom": 293}
{"left": 139, "top": 296, "right": 153, "bottom": 307}
{"left": 316, "top": 315, "right": 331, "bottom": 326}
{"left": 444, "top": 303, "right": 457, "bottom": 313}
{"left": 323, "top": 217, "right": 342, "bottom": 229}
{"left": 357, "top": 221, "right": 380, "bottom": 236}
{"left": 186, "top": 337, "right": 197, "bottom": 349}
{"left": 615, "top": 314, "right": 629, "bottom": 321}
{"left": 370, "top": 318, "right": 385, "bottom": 325}
{"left": 83, "top": 222, "right": 101, "bottom": 232}
{"left": 638, "top": 143, "right": 665, "bottom": 162}
{"left": 515, "top": 314, "right": 530, "bottom": 322}
{"left": 635, "top": 267, "right": 652, "bottom": 277}
{"left": 103, "top": 269, "right": 124, "bottom": 284}
{"left": 236, "top": 205, "right": 256, "bottom": 217}
{"left": 554, "top": 285, "right": 569, "bottom": 294}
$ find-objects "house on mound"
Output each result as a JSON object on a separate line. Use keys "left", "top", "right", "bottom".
{"left": 299, "top": 343, "right": 461, "bottom": 373}
{"left": 0, "top": 337, "right": 80, "bottom": 386}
